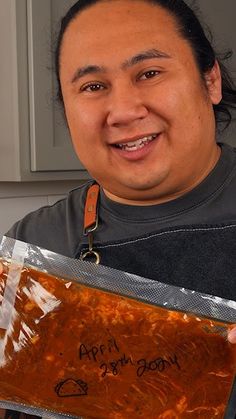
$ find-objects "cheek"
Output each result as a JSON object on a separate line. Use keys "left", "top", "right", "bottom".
{"left": 155, "top": 85, "right": 210, "bottom": 151}
{"left": 65, "top": 106, "right": 105, "bottom": 164}
{"left": 148, "top": 83, "right": 188, "bottom": 121}
{"left": 64, "top": 105, "right": 92, "bottom": 144}
{"left": 168, "top": 88, "right": 209, "bottom": 133}
{"left": 66, "top": 99, "right": 104, "bottom": 135}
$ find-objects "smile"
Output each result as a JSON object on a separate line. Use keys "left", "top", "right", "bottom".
{"left": 114, "top": 134, "right": 158, "bottom": 151}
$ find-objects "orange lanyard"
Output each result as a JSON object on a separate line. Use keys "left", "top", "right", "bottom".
{"left": 80, "top": 184, "right": 100, "bottom": 264}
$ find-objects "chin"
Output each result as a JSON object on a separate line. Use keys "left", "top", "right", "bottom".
{"left": 108, "top": 184, "right": 168, "bottom": 204}
{"left": 123, "top": 177, "right": 168, "bottom": 194}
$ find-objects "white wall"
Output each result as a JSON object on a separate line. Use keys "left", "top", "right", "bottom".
{"left": 0, "top": 180, "right": 82, "bottom": 237}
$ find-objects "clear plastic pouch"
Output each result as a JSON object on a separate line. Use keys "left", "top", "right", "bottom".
{"left": 0, "top": 236, "right": 236, "bottom": 419}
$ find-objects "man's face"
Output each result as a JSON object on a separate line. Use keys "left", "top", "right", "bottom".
{"left": 60, "top": 0, "right": 222, "bottom": 204}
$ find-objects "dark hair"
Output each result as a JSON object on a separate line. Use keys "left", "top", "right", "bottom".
{"left": 55, "top": 0, "right": 236, "bottom": 130}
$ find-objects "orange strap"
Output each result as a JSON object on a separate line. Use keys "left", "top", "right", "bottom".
{"left": 83, "top": 184, "right": 100, "bottom": 234}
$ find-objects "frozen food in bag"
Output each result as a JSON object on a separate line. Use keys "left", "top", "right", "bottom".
{"left": 0, "top": 236, "right": 235, "bottom": 418}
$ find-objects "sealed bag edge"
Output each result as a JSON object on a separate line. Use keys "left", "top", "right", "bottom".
{"left": 0, "top": 235, "right": 236, "bottom": 324}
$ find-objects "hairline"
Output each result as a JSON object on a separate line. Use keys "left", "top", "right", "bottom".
{"left": 57, "top": 0, "right": 204, "bottom": 78}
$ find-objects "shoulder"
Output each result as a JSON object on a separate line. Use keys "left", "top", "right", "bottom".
{"left": 220, "top": 142, "right": 236, "bottom": 180}
{"left": 221, "top": 142, "right": 236, "bottom": 158}
{"left": 6, "top": 181, "right": 93, "bottom": 257}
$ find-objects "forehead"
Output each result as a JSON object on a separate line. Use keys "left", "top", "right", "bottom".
{"left": 60, "top": 0, "right": 193, "bottom": 70}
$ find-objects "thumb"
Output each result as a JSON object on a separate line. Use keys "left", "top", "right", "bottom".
{"left": 228, "top": 327, "right": 236, "bottom": 344}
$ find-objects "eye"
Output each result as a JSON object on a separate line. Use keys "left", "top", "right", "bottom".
{"left": 139, "top": 70, "right": 160, "bottom": 80}
{"left": 80, "top": 82, "right": 106, "bottom": 93}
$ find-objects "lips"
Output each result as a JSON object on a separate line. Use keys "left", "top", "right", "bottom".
{"left": 113, "top": 134, "right": 158, "bottom": 152}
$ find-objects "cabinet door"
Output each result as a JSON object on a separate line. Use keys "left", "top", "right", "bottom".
{"left": 27, "top": 0, "right": 83, "bottom": 172}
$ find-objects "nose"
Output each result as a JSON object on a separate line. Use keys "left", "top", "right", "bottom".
{"left": 106, "top": 84, "right": 148, "bottom": 127}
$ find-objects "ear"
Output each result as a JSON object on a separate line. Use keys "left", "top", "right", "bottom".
{"left": 204, "top": 60, "right": 222, "bottom": 105}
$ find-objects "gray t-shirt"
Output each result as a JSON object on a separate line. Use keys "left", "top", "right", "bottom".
{"left": 7, "top": 143, "right": 236, "bottom": 260}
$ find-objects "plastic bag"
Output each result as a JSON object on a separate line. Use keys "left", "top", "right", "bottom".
{"left": 0, "top": 236, "right": 235, "bottom": 419}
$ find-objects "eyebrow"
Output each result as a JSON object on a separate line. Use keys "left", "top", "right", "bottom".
{"left": 71, "top": 49, "right": 171, "bottom": 83}
{"left": 122, "top": 48, "right": 172, "bottom": 69}
{"left": 71, "top": 65, "right": 106, "bottom": 83}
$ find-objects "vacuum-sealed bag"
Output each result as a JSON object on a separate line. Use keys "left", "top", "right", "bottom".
{"left": 0, "top": 236, "right": 236, "bottom": 419}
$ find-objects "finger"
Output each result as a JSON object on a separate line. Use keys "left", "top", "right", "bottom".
{"left": 228, "top": 328, "right": 236, "bottom": 344}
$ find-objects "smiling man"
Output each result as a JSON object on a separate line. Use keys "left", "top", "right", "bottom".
{"left": 60, "top": 1, "right": 221, "bottom": 205}
{"left": 3, "top": 0, "right": 236, "bottom": 417}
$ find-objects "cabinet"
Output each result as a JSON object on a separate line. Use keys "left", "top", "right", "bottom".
{"left": 0, "top": 0, "right": 88, "bottom": 181}
{"left": 0, "top": 0, "right": 235, "bottom": 182}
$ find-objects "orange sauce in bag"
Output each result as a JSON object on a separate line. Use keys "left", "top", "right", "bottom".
{"left": 0, "top": 262, "right": 235, "bottom": 418}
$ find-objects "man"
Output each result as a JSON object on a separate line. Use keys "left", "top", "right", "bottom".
{"left": 2, "top": 0, "right": 236, "bottom": 417}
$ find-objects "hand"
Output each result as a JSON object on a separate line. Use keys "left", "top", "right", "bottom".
{"left": 228, "top": 327, "right": 236, "bottom": 344}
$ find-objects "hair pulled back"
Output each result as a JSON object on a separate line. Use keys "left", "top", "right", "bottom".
{"left": 55, "top": 0, "right": 236, "bottom": 130}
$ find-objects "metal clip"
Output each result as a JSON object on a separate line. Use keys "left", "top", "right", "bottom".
{"left": 81, "top": 184, "right": 100, "bottom": 264}
{"left": 80, "top": 232, "right": 100, "bottom": 264}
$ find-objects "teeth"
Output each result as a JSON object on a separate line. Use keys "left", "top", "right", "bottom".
{"left": 116, "top": 134, "right": 157, "bottom": 151}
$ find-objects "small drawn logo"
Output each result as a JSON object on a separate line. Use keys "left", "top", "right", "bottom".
{"left": 55, "top": 378, "right": 88, "bottom": 398}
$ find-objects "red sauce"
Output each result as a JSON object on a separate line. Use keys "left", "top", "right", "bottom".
{"left": 0, "top": 262, "right": 235, "bottom": 418}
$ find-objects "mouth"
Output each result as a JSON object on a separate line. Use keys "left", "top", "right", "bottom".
{"left": 113, "top": 134, "right": 158, "bottom": 152}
